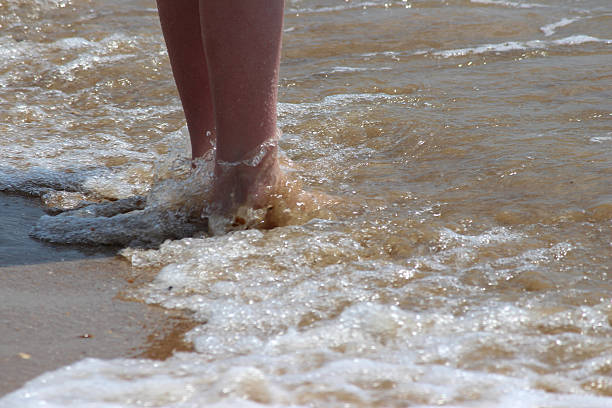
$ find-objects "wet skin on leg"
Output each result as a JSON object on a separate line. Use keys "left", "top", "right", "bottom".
{"left": 198, "top": 0, "right": 284, "bottom": 163}
{"left": 156, "top": 0, "right": 215, "bottom": 159}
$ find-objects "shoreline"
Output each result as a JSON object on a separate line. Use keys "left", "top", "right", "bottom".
{"left": 0, "top": 193, "right": 197, "bottom": 396}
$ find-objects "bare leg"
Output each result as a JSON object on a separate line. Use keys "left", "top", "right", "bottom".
{"left": 199, "top": 0, "right": 283, "bottom": 162}
{"left": 199, "top": 0, "right": 285, "bottom": 214}
{"left": 156, "top": 0, "right": 214, "bottom": 159}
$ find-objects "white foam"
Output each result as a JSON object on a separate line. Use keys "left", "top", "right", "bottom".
{"left": 589, "top": 135, "right": 612, "bottom": 143}
{"left": 52, "top": 55, "right": 134, "bottom": 85}
{"left": 5, "top": 214, "right": 612, "bottom": 406}
{"left": 361, "top": 50, "right": 397, "bottom": 57}
{"left": 287, "top": 1, "right": 381, "bottom": 14}
{"left": 279, "top": 92, "right": 407, "bottom": 115}
{"left": 330, "top": 66, "right": 388, "bottom": 73}
{"left": 434, "top": 35, "right": 611, "bottom": 58}
{"left": 0, "top": 37, "right": 43, "bottom": 74}
{"left": 1, "top": 0, "right": 71, "bottom": 10}
{"left": 30, "top": 143, "right": 210, "bottom": 245}
{"left": 51, "top": 36, "right": 95, "bottom": 50}
{"left": 362, "top": 34, "right": 611, "bottom": 61}
{"left": 540, "top": 17, "right": 580, "bottom": 37}
{"left": 438, "top": 226, "right": 523, "bottom": 247}
{"left": 435, "top": 40, "right": 542, "bottom": 58}
{"left": 470, "top": 0, "right": 547, "bottom": 9}
{"left": 3, "top": 299, "right": 611, "bottom": 407}
{"left": 552, "top": 34, "right": 611, "bottom": 45}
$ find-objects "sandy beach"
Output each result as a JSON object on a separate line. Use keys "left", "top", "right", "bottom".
{"left": 0, "top": 194, "right": 197, "bottom": 396}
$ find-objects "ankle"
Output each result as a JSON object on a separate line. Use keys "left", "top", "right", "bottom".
{"left": 216, "top": 128, "right": 280, "bottom": 168}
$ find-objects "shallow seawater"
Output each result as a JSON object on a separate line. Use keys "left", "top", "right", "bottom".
{"left": 0, "top": 192, "right": 120, "bottom": 266}
{"left": 1, "top": 0, "right": 611, "bottom": 406}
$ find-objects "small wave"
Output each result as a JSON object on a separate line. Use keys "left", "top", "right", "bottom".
{"left": 589, "top": 135, "right": 612, "bottom": 143}
{"left": 287, "top": 1, "right": 381, "bottom": 14}
{"left": 324, "top": 66, "right": 393, "bottom": 74}
{"left": 55, "top": 54, "right": 136, "bottom": 80}
{"left": 360, "top": 33, "right": 612, "bottom": 61}
{"left": 31, "top": 203, "right": 200, "bottom": 246}
{"left": 0, "top": 167, "right": 89, "bottom": 197}
{"left": 540, "top": 17, "right": 581, "bottom": 37}
{"left": 552, "top": 34, "right": 610, "bottom": 45}
{"left": 28, "top": 144, "right": 331, "bottom": 246}
{"left": 30, "top": 203, "right": 204, "bottom": 247}
{"left": 51, "top": 36, "right": 95, "bottom": 50}
{"left": 438, "top": 226, "right": 523, "bottom": 247}
{"left": 470, "top": 0, "right": 547, "bottom": 9}
{"left": 0, "top": 36, "right": 39, "bottom": 68}
{"left": 433, "top": 35, "right": 611, "bottom": 58}
{"left": 435, "top": 40, "right": 545, "bottom": 58}
{"left": 279, "top": 92, "right": 408, "bottom": 115}
{"left": 29, "top": 152, "right": 213, "bottom": 246}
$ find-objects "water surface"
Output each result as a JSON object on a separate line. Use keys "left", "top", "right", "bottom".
{"left": 1, "top": 0, "right": 611, "bottom": 406}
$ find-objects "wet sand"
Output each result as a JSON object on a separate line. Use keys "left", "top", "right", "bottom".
{"left": 0, "top": 195, "right": 197, "bottom": 396}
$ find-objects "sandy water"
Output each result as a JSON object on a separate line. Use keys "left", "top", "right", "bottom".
{"left": 1, "top": 0, "right": 611, "bottom": 406}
